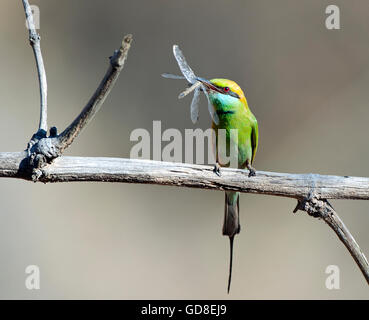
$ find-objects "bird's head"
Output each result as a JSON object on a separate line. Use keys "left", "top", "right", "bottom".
{"left": 198, "top": 78, "right": 247, "bottom": 110}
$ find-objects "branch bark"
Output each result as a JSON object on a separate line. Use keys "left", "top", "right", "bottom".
{"left": 0, "top": 153, "right": 368, "bottom": 199}
{"left": 0, "top": 152, "right": 368, "bottom": 283}
{"left": 22, "top": 0, "right": 48, "bottom": 132}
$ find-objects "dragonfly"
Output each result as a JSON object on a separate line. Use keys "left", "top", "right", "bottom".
{"left": 162, "top": 45, "right": 219, "bottom": 125}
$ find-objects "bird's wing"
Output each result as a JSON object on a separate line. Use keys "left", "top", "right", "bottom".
{"left": 251, "top": 118, "right": 258, "bottom": 165}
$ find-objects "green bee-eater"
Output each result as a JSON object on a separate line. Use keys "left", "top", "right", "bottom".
{"left": 162, "top": 45, "right": 258, "bottom": 292}
{"left": 198, "top": 78, "right": 258, "bottom": 293}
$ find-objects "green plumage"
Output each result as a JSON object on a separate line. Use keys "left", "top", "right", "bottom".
{"left": 208, "top": 78, "right": 258, "bottom": 293}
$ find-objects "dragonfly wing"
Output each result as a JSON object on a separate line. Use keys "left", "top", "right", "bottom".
{"left": 201, "top": 84, "right": 219, "bottom": 125}
{"left": 178, "top": 81, "right": 201, "bottom": 99}
{"left": 173, "top": 45, "right": 197, "bottom": 83}
{"left": 161, "top": 73, "right": 186, "bottom": 80}
{"left": 190, "top": 86, "right": 201, "bottom": 124}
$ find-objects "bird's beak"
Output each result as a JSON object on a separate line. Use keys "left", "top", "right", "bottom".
{"left": 196, "top": 78, "right": 223, "bottom": 93}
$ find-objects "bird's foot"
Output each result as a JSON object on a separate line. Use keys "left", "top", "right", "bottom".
{"left": 246, "top": 164, "right": 256, "bottom": 177}
{"left": 213, "top": 163, "right": 221, "bottom": 177}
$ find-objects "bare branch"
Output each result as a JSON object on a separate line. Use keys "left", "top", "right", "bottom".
{"left": 55, "top": 34, "right": 133, "bottom": 153}
{"left": 295, "top": 198, "right": 369, "bottom": 284}
{"left": 1, "top": 153, "right": 368, "bottom": 282}
{"left": 22, "top": 0, "right": 47, "bottom": 132}
{"left": 324, "top": 202, "right": 369, "bottom": 283}
{"left": 0, "top": 153, "right": 368, "bottom": 199}
{"left": 24, "top": 35, "right": 132, "bottom": 181}
{"left": 0, "top": 153, "right": 368, "bottom": 282}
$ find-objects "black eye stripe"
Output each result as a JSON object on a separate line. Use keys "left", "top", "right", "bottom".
{"left": 214, "top": 85, "right": 240, "bottom": 99}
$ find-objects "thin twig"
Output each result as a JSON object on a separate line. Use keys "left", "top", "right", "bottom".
{"left": 295, "top": 198, "right": 369, "bottom": 284}
{"left": 55, "top": 34, "right": 133, "bottom": 153}
{"left": 22, "top": 0, "right": 47, "bottom": 132}
{"left": 325, "top": 201, "right": 369, "bottom": 283}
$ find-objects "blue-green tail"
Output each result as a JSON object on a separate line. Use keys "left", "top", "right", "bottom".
{"left": 223, "top": 191, "right": 240, "bottom": 293}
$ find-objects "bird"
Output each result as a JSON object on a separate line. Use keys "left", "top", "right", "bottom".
{"left": 198, "top": 78, "right": 258, "bottom": 293}
{"left": 163, "top": 45, "right": 258, "bottom": 293}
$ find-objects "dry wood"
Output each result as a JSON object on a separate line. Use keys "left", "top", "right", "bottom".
{"left": 8, "top": 1, "right": 368, "bottom": 288}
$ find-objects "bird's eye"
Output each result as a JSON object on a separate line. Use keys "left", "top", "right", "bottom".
{"left": 224, "top": 87, "right": 230, "bottom": 92}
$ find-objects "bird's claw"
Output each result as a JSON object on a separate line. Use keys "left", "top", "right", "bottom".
{"left": 247, "top": 164, "right": 256, "bottom": 177}
{"left": 213, "top": 163, "right": 221, "bottom": 177}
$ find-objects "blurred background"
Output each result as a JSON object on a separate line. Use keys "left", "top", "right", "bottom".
{"left": 0, "top": 0, "right": 368, "bottom": 299}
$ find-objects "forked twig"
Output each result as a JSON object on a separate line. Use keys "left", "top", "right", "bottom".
{"left": 22, "top": 0, "right": 48, "bottom": 133}
{"left": 294, "top": 197, "right": 369, "bottom": 284}
{"left": 56, "top": 35, "right": 133, "bottom": 153}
